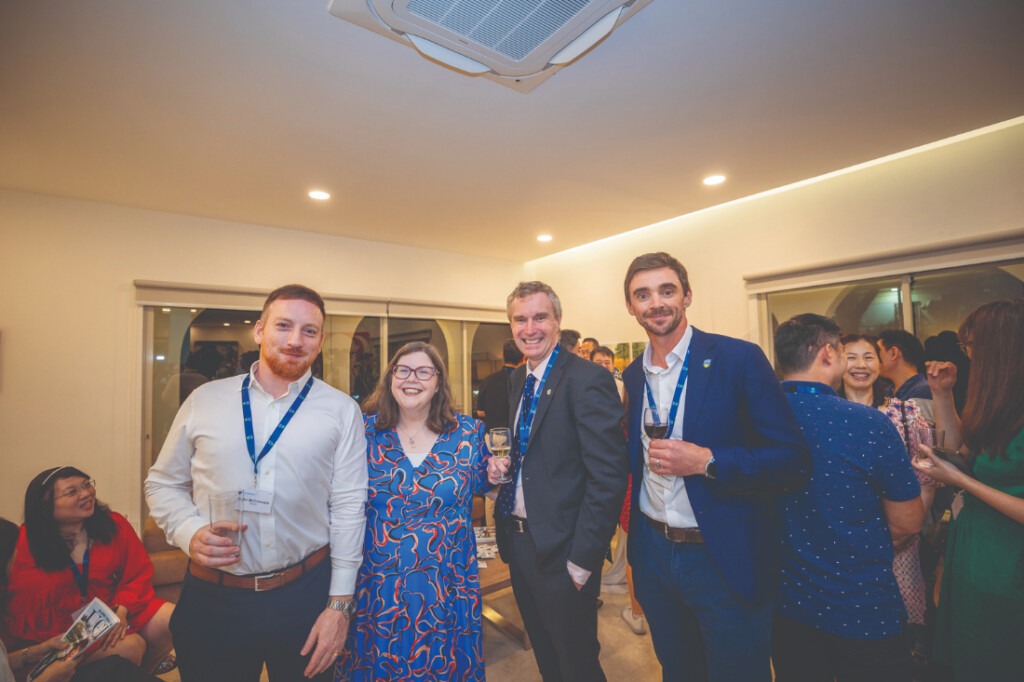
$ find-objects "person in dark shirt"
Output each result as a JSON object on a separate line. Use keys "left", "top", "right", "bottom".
{"left": 879, "top": 329, "right": 934, "bottom": 424}
{"left": 773, "top": 314, "right": 923, "bottom": 682}
{"left": 475, "top": 339, "right": 522, "bottom": 430}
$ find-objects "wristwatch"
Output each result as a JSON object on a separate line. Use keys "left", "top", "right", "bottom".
{"left": 704, "top": 453, "right": 717, "bottom": 480}
{"left": 327, "top": 598, "right": 356, "bottom": 617}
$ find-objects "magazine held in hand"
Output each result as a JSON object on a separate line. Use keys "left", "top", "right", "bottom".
{"left": 28, "top": 597, "right": 118, "bottom": 680}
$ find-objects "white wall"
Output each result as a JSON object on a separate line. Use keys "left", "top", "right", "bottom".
{"left": 2, "top": 118, "right": 1023, "bottom": 526}
{"left": 527, "top": 119, "right": 1024, "bottom": 348}
{"left": 0, "top": 191, "right": 525, "bottom": 523}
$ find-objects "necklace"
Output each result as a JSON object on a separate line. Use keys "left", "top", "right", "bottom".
{"left": 399, "top": 422, "right": 429, "bottom": 447}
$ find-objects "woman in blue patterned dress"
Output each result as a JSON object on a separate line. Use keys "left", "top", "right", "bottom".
{"left": 335, "top": 342, "right": 490, "bottom": 681}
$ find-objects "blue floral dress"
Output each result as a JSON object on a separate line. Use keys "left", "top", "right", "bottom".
{"left": 335, "top": 413, "right": 489, "bottom": 681}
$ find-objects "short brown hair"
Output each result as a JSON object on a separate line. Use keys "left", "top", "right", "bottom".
{"left": 363, "top": 342, "right": 458, "bottom": 434}
{"left": 262, "top": 284, "right": 326, "bottom": 322}
{"left": 506, "top": 281, "right": 562, "bottom": 320}
{"left": 623, "top": 252, "right": 691, "bottom": 303}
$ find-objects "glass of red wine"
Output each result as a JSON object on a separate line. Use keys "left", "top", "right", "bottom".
{"left": 643, "top": 406, "right": 668, "bottom": 440}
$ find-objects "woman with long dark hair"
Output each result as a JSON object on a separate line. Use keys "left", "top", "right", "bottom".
{"left": 4, "top": 468, "right": 175, "bottom": 675}
{"left": 335, "top": 342, "right": 490, "bottom": 681}
{"left": 913, "top": 299, "right": 1024, "bottom": 680}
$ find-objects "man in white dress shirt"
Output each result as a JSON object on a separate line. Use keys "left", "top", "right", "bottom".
{"left": 146, "top": 284, "right": 367, "bottom": 682}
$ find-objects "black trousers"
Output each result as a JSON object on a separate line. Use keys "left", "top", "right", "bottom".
{"left": 506, "top": 528, "right": 605, "bottom": 682}
{"left": 169, "top": 558, "right": 332, "bottom": 682}
{"left": 772, "top": 613, "right": 912, "bottom": 682}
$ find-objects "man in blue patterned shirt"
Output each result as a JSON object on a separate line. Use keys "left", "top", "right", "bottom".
{"left": 773, "top": 314, "right": 923, "bottom": 682}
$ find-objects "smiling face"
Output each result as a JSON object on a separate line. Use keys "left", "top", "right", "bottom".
{"left": 253, "top": 298, "right": 324, "bottom": 382}
{"left": 626, "top": 267, "right": 692, "bottom": 341}
{"left": 390, "top": 350, "right": 439, "bottom": 416}
{"left": 51, "top": 476, "right": 96, "bottom": 526}
{"left": 509, "top": 292, "right": 561, "bottom": 367}
{"left": 843, "top": 339, "right": 881, "bottom": 392}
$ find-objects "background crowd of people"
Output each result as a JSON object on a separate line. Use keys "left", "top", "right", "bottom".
{"left": 1, "top": 275, "right": 1020, "bottom": 682}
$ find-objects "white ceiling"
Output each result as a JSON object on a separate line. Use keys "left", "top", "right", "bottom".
{"left": 2, "top": 1, "right": 1023, "bottom": 261}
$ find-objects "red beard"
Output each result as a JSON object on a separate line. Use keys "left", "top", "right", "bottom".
{"left": 262, "top": 349, "right": 314, "bottom": 381}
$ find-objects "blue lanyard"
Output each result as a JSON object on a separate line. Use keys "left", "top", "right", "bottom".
{"left": 67, "top": 542, "right": 90, "bottom": 602}
{"left": 517, "top": 344, "right": 561, "bottom": 454}
{"left": 644, "top": 346, "right": 691, "bottom": 437}
{"left": 241, "top": 373, "right": 314, "bottom": 480}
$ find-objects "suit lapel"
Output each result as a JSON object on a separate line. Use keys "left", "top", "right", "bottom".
{"left": 521, "top": 348, "right": 567, "bottom": 454}
{"left": 682, "top": 327, "right": 715, "bottom": 438}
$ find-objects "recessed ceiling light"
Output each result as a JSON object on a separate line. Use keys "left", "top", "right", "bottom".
{"left": 537, "top": 234, "right": 553, "bottom": 243}
{"left": 161, "top": 307, "right": 171, "bottom": 313}
{"left": 703, "top": 174, "right": 726, "bottom": 186}
{"left": 155, "top": 355, "right": 166, "bottom": 361}
{"left": 223, "top": 322, "right": 231, "bottom": 327}
{"left": 244, "top": 320, "right": 252, "bottom": 324}
{"left": 308, "top": 190, "right": 331, "bottom": 201}
{"left": 190, "top": 308, "right": 197, "bottom": 313}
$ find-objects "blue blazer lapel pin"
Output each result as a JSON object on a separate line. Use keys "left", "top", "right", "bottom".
{"left": 702, "top": 358, "right": 712, "bottom": 369}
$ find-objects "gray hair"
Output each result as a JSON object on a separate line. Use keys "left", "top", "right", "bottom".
{"left": 506, "top": 281, "right": 562, "bottom": 321}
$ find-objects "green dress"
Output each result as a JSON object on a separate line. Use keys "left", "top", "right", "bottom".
{"left": 934, "top": 427, "right": 1024, "bottom": 681}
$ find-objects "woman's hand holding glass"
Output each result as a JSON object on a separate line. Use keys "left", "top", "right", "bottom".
{"left": 486, "top": 428, "right": 512, "bottom": 484}
{"left": 911, "top": 443, "right": 970, "bottom": 486}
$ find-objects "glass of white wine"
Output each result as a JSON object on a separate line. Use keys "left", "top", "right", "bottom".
{"left": 487, "top": 427, "right": 513, "bottom": 484}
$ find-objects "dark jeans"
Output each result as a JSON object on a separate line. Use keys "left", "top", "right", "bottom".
{"left": 772, "top": 613, "right": 913, "bottom": 682}
{"left": 169, "top": 558, "right": 331, "bottom": 682}
{"left": 631, "top": 516, "right": 773, "bottom": 682}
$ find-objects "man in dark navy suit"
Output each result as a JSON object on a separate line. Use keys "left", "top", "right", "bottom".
{"left": 488, "top": 281, "right": 628, "bottom": 682}
{"left": 621, "top": 252, "right": 811, "bottom": 682}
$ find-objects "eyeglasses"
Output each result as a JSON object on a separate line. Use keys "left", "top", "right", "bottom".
{"left": 56, "top": 479, "right": 96, "bottom": 500}
{"left": 958, "top": 340, "right": 973, "bottom": 355}
{"left": 391, "top": 365, "right": 437, "bottom": 381}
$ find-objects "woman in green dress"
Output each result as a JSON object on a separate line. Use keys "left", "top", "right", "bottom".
{"left": 913, "top": 298, "right": 1024, "bottom": 682}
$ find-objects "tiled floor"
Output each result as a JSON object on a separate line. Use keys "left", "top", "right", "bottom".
{"left": 158, "top": 586, "right": 660, "bottom": 681}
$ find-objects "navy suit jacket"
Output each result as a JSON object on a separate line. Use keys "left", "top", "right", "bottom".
{"left": 624, "top": 327, "right": 811, "bottom": 603}
{"left": 496, "top": 347, "right": 629, "bottom": 573}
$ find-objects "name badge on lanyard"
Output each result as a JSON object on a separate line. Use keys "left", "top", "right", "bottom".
{"left": 239, "top": 489, "right": 274, "bottom": 514}
{"left": 240, "top": 373, "right": 312, "bottom": 513}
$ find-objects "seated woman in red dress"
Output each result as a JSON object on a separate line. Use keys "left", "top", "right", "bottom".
{"left": 4, "top": 467, "right": 175, "bottom": 674}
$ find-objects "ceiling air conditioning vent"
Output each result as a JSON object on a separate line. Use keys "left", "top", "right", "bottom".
{"left": 328, "top": 0, "right": 655, "bottom": 92}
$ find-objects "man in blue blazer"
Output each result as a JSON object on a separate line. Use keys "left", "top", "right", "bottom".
{"left": 621, "top": 252, "right": 811, "bottom": 682}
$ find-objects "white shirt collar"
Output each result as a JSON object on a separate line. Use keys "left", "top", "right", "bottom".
{"left": 526, "top": 345, "right": 558, "bottom": 380}
{"left": 247, "top": 365, "right": 314, "bottom": 397}
{"left": 643, "top": 324, "right": 693, "bottom": 375}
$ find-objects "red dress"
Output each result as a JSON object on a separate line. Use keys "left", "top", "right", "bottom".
{"left": 4, "top": 512, "right": 165, "bottom": 645}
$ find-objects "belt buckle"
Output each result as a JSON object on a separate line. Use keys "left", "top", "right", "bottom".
{"left": 510, "top": 518, "right": 525, "bottom": 533}
{"left": 663, "top": 523, "right": 673, "bottom": 541}
{"left": 253, "top": 572, "right": 283, "bottom": 592}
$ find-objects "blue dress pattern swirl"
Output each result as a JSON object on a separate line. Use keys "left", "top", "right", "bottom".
{"left": 335, "top": 413, "right": 489, "bottom": 681}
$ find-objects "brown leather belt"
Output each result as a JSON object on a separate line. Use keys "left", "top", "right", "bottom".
{"left": 644, "top": 514, "right": 704, "bottom": 543}
{"left": 188, "top": 545, "right": 329, "bottom": 591}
